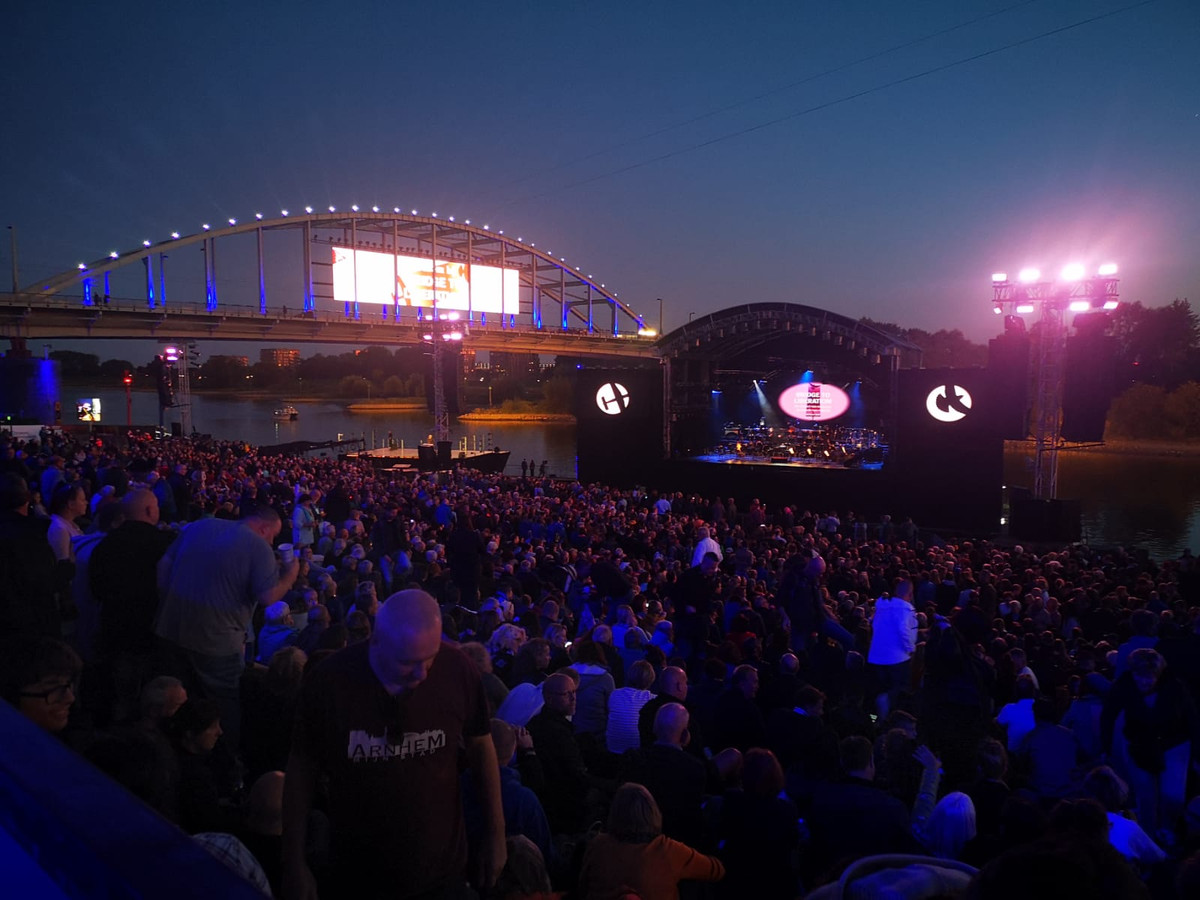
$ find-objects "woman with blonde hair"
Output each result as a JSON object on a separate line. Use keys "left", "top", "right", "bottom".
{"left": 919, "top": 791, "right": 977, "bottom": 860}
{"left": 579, "top": 783, "right": 724, "bottom": 900}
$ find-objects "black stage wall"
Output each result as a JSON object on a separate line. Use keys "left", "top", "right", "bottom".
{"left": 575, "top": 367, "right": 665, "bottom": 486}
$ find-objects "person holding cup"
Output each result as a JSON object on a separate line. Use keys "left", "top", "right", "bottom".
{"left": 155, "top": 504, "right": 300, "bottom": 749}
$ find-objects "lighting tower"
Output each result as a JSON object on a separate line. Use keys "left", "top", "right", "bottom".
{"left": 423, "top": 312, "right": 464, "bottom": 444}
{"left": 990, "top": 264, "right": 1119, "bottom": 499}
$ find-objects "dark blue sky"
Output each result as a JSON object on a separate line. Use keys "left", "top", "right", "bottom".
{"left": 3, "top": 0, "right": 1197, "bottom": 363}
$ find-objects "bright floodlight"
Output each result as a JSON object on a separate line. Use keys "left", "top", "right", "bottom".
{"left": 109, "top": 251, "right": 119, "bottom": 258}
{"left": 202, "top": 224, "right": 210, "bottom": 230}
{"left": 143, "top": 240, "right": 151, "bottom": 247}
{"left": 255, "top": 212, "right": 263, "bottom": 220}
{"left": 394, "top": 207, "right": 400, "bottom": 213}
{"left": 1018, "top": 267, "right": 1041, "bottom": 283}
{"left": 77, "top": 263, "right": 86, "bottom": 270}
{"left": 328, "top": 206, "right": 335, "bottom": 213}
{"left": 991, "top": 272, "right": 1007, "bottom": 283}
{"left": 372, "top": 206, "right": 379, "bottom": 213}
{"left": 305, "top": 206, "right": 313, "bottom": 214}
{"left": 1098, "top": 262, "right": 1119, "bottom": 276}
{"left": 1060, "top": 263, "right": 1086, "bottom": 282}
{"left": 351, "top": 205, "right": 359, "bottom": 212}
{"left": 1103, "top": 300, "right": 1120, "bottom": 310}
{"left": 993, "top": 305, "right": 1003, "bottom": 315}
{"left": 1068, "top": 300, "right": 1091, "bottom": 312}
{"left": 638, "top": 328, "right": 658, "bottom": 336}
{"left": 171, "top": 231, "right": 180, "bottom": 239}
{"left": 1016, "top": 303, "right": 1036, "bottom": 314}
{"left": 228, "top": 218, "right": 237, "bottom": 225}
{"left": 281, "top": 210, "right": 288, "bottom": 217}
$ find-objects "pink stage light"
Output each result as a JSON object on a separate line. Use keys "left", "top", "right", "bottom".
{"left": 1103, "top": 300, "right": 1120, "bottom": 310}
{"left": 1018, "top": 268, "right": 1041, "bottom": 283}
{"left": 1068, "top": 300, "right": 1091, "bottom": 312}
{"left": 993, "top": 305, "right": 1003, "bottom": 314}
{"left": 1016, "top": 303, "right": 1036, "bottom": 314}
{"left": 991, "top": 272, "right": 1007, "bottom": 283}
{"left": 1060, "top": 263, "right": 1086, "bottom": 282}
{"left": 1098, "top": 263, "right": 1119, "bottom": 276}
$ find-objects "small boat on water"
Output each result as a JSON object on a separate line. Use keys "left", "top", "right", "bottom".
{"left": 273, "top": 405, "right": 299, "bottom": 421}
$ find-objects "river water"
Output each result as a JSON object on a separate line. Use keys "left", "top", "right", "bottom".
{"left": 77, "top": 391, "right": 1200, "bottom": 557}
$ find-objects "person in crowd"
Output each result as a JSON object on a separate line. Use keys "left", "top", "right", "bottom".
{"left": 866, "top": 579, "right": 918, "bottom": 718}
{"left": 283, "top": 589, "right": 505, "bottom": 898}
{"left": 527, "top": 670, "right": 597, "bottom": 836}
{"left": 256, "top": 600, "right": 299, "bottom": 664}
{"left": 166, "top": 698, "right": 235, "bottom": 835}
{"left": 1101, "top": 647, "right": 1200, "bottom": 845}
{"left": 717, "top": 748, "right": 799, "bottom": 899}
{"left": 620, "top": 702, "right": 711, "bottom": 850}
{"left": 711, "top": 663, "right": 767, "bottom": 753}
{"left": 0, "top": 635, "right": 81, "bottom": 734}
{"left": 918, "top": 791, "right": 977, "bottom": 860}
{"left": 1081, "top": 764, "right": 1167, "bottom": 870}
{"left": 291, "top": 493, "right": 316, "bottom": 551}
{"left": 571, "top": 640, "right": 615, "bottom": 750}
{"left": 47, "top": 481, "right": 87, "bottom": 563}
{"left": 459, "top": 640, "right": 511, "bottom": 717}
{"left": 577, "top": 782, "right": 725, "bottom": 900}
{"left": 155, "top": 505, "right": 299, "bottom": 749}
{"left": 1014, "top": 698, "right": 1078, "bottom": 802}
{"left": 241, "top": 646, "right": 306, "bottom": 782}
{"left": 0, "top": 472, "right": 62, "bottom": 638}
{"left": 997, "top": 672, "right": 1038, "bottom": 752}
{"left": 606, "top": 659, "right": 656, "bottom": 753}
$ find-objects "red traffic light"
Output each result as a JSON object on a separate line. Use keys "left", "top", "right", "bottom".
{"left": 122, "top": 373, "right": 133, "bottom": 385}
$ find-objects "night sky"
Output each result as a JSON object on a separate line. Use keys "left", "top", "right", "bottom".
{"left": 3, "top": 0, "right": 1197, "bottom": 363}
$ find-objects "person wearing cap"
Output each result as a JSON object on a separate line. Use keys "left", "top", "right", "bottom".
{"left": 257, "top": 601, "right": 299, "bottom": 664}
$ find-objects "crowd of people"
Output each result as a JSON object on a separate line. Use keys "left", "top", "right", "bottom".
{"left": 3, "top": 425, "right": 1200, "bottom": 899}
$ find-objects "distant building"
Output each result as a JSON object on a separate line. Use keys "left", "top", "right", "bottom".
{"left": 210, "top": 355, "right": 248, "bottom": 367}
{"left": 489, "top": 352, "right": 538, "bottom": 377}
{"left": 260, "top": 348, "right": 300, "bottom": 368}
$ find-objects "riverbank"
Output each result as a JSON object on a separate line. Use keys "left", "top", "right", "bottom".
{"left": 345, "top": 400, "right": 427, "bottom": 411}
{"left": 459, "top": 411, "right": 577, "bottom": 424}
{"left": 1005, "top": 439, "right": 1200, "bottom": 458}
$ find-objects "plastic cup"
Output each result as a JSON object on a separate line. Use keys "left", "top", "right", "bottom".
{"left": 278, "top": 543, "right": 294, "bottom": 564}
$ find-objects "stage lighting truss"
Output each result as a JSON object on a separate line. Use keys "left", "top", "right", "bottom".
{"left": 987, "top": 266, "right": 1119, "bottom": 502}
{"left": 991, "top": 269, "right": 1119, "bottom": 316}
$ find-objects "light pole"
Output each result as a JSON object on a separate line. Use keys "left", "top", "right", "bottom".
{"left": 123, "top": 372, "right": 132, "bottom": 426}
{"left": 488, "top": 384, "right": 493, "bottom": 408}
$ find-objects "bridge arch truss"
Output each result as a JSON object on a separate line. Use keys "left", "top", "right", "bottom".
{"left": 22, "top": 211, "right": 647, "bottom": 338}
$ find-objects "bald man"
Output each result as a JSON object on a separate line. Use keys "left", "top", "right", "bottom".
{"left": 284, "top": 589, "right": 505, "bottom": 899}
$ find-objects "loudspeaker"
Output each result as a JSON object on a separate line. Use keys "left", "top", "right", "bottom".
{"left": 1061, "top": 334, "right": 1116, "bottom": 442}
{"left": 1009, "top": 487, "right": 1081, "bottom": 541}
{"left": 436, "top": 440, "right": 452, "bottom": 468}
{"left": 988, "top": 333, "right": 1030, "bottom": 439}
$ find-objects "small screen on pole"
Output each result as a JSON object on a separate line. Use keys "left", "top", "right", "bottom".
{"left": 76, "top": 398, "right": 102, "bottom": 422}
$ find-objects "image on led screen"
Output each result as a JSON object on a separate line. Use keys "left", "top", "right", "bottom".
{"left": 777, "top": 382, "right": 851, "bottom": 421}
{"left": 332, "top": 247, "right": 520, "bottom": 314}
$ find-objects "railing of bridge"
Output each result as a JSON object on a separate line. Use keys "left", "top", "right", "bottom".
{"left": 0, "top": 292, "right": 658, "bottom": 344}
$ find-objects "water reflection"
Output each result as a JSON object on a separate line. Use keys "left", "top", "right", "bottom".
{"left": 1005, "top": 447, "right": 1200, "bottom": 558}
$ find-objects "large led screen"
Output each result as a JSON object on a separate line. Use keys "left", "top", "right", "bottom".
{"left": 778, "top": 382, "right": 850, "bottom": 421}
{"left": 331, "top": 247, "right": 520, "bottom": 314}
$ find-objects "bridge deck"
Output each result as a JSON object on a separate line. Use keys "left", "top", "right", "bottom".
{"left": 0, "top": 293, "right": 659, "bottom": 357}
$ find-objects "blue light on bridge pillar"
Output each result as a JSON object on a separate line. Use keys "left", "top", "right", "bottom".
{"left": 82, "top": 278, "right": 93, "bottom": 306}
{"left": 344, "top": 301, "right": 351, "bottom": 318}
{"left": 480, "top": 312, "right": 487, "bottom": 326}
{"left": 159, "top": 254, "right": 168, "bottom": 307}
{"left": 143, "top": 257, "right": 155, "bottom": 308}
{"left": 104, "top": 272, "right": 111, "bottom": 305}
{"left": 354, "top": 300, "right": 360, "bottom": 321}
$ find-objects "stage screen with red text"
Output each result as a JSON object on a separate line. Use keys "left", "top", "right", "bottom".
{"left": 777, "top": 382, "right": 851, "bottom": 421}
{"left": 331, "top": 247, "right": 520, "bottom": 314}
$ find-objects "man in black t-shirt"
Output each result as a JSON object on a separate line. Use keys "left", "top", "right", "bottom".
{"left": 282, "top": 589, "right": 505, "bottom": 899}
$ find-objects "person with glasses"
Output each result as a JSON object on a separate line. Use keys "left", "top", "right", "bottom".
{"left": 0, "top": 635, "right": 82, "bottom": 734}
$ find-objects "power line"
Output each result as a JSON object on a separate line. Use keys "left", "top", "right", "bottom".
{"left": 497, "top": 0, "right": 1156, "bottom": 210}
{"left": 492, "top": 0, "right": 1043, "bottom": 194}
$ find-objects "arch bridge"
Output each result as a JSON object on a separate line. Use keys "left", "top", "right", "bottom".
{"left": 2, "top": 210, "right": 656, "bottom": 358}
